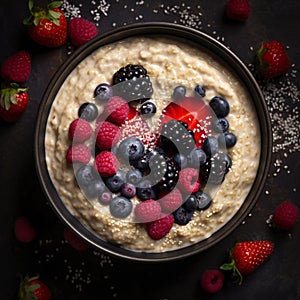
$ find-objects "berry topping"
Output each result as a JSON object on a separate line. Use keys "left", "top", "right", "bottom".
{"left": 94, "top": 150, "right": 118, "bottom": 177}
{"left": 200, "top": 269, "right": 224, "bottom": 293}
{"left": 109, "top": 196, "right": 133, "bottom": 219}
{"left": 159, "top": 188, "right": 183, "bottom": 213}
{"left": 203, "top": 136, "right": 219, "bottom": 156}
{"left": 272, "top": 201, "right": 299, "bottom": 230}
{"left": 75, "top": 164, "right": 97, "bottom": 186}
{"left": 140, "top": 101, "right": 157, "bottom": 117}
{"left": 173, "top": 206, "right": 193, "bottom": 225}
{"left": 104, "top": 96, "right": 129, "bottom": 125}
{"left": 69, "top": 118, "right": 93, "bottom": 143}
{"left": 172, "top": 85, "right": 186, "bottom": 100}
{"left": 136, "top": 179, "right": 157, "bottom": 200}
{"left": 66, "top": 144, "right": 91, "bottom": 164}
{"left": 178, "top": 168, "right": 201, "bottom": 194}
{"left": 105, "top": 169, "right": 126, "bottom": 193}
{"left": 68, "top": 17, "right": 98, "bottom": 47}
{"left": 84, "top": 179, "right": 106, "bottom": 199}
{"left": 121, "top": 182, "right": 136, "bottom": 198}
{"left": 96, "top": 121, "right": 122, "bottom": 150}
{"left": 223, "top": 131, "right": 237, "bottom": 148}
{"left": 118, "top": 137, "right": 145, "bottom": 162}
{"left": 212, "top": 118, "right": 229, "bottom": 133}
{"left": 0, "top": 50, "right": 31, "bottom": 82}
{"left": 209, "top": 96, "right": 230, "bottom": 118}
{"left": 194, "top": 84, "right": 206, "bottom": 97}
{"left": 78, "top": 102, "right": 98, "bottom": 121}
{"left": 134, "top": 199, "right": 162, "bottom": 223}
{"left": 112, "top": 64, "right": 153, "bottom": 102}
{"left": 173, "top": 153, "right": 188, "bottom": 170}
{"left": 226, "top": 0, "right": 250, "bottom": 22}
{"left": 146, "top": 214, "right": 174, "bottom": 240}
{"left": 94, "top": 83, "right": 113, "bottom": 101}
{"left": 194, "top": 190, "right": 212, "bottom": 210}
{"left": 126, "top": 168, "right": 143, "bottom": 185}
{"left": 14, "top": 216, "right": 36, "bottom": 243}
{"left": 98, "top": 191, "right": 112, "bottom": 205}
{"left": 183, "top": 194, "right": 198, "bottom": 212}
{"left": 187, "top": 147, "right": 206, "bottom": 167}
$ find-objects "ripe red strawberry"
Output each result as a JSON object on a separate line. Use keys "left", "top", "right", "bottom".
{"left": 66, "top": 144, "right": 91, "bottom": 164}
{"left": 256, "top": 41, "right": 290, "bottom": 79}
{"left": 272, "top": 201, "right": 299, "bottom": 230}
{"left": 200, "top": 269, "right": 224, "bottom": 293}
{"left": 226, "top": 0, "right": 250, "bottom": 22}
{"left": 63, "top": 228, "right": 89, "bottom": 251}
{"left": 159, "top": 188, "right": 183, "bottom": 213}
{"left": 18, "top": 275, "right": 51, "bottom": 300}
{"left": 160, "top": 96, "right": 212, "bottom": 147}
{"left": 14, "top": 216, "right": 36, "bottom": 243}
{"left": 146, "top": 213, "right": 174, "bottom": 240}
{"left": 0, "top": 83, "right": 29, "bottom": 122}
{"left": 104, "top": 96, "right": 130, "bottom": 125}
{"left": 134, "top": 199, "right": 162, "bottom": 223}
{"left": 96, "top": 121, "right": 122, "bottom": 150}
{"left": 23, "top": 0, "right": 67, "bottom": 47}
{"left": 0, "top": 51, "right": 31, "bottom": 82}
{"left": 220, "top": 240, "right": 274, "bottom": 284}
{"left": 178, "top": 168, "right": 201, "bottom": 194}
{"left": 94, "top": 150, "right": 119, "bottom": 177}
{"left": 68, "top": 17, "right": 98, "bottom": 47}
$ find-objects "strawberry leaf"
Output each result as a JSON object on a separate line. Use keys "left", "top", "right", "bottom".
{"left": 48, "top": 1, "right": 62, "bottom": 9}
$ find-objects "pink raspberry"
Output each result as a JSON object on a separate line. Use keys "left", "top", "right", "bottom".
{"left": 66, "top": 144, "right": 91, "bottom": 164}
{"left": 96, "top": 121, "right": 122, "bottom": 150}
{"left": 272, "top": 201, "right": 299, "bottom": 230}
{"left": 63, "top": 228, "right": 89, "bottom": 251}
{"left": 226, "top": 0, "right": 250, "bottom": 22}
{"left": 200, "top": 269, "right": 224, "bottom": 293}
{"left": 134, "top": 199, "right": 162, "bottom": 223}
{"left": 94, "top": 150, "right": 118, "bottom": 177}
{"left": 146, "top": 214, "right": 174, "bottom": 240}
{"left": 178, "top": 168, "right": 201, "bottom": 193}
{"left": 14, "top": 216, "right": 36, "bottom": 243}
{"left": 69, "top": 118, "right": 93, "bottom": 143}
{"left": 104, "top": 96, "right": 129, "bottom": 125}
{"left": 159, "top": 188, "right": 183, "bottom": 213}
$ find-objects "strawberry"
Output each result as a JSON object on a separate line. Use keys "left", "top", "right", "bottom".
{"left": 160, "top": 96, "right": 213, "bottom": 147}
{"left": 23, "top": 0, "right": 67, "bottom": 48}
{"left": 226, "top": 0, "right": 250, "bottom": 22}
{"left": 0, "top": 83, "right": 29, "bottom": 122}
{"left": 255, "top": 41, "right": 290, "bottom": 79}
{"left": 0, "top": 51, "right": 31, "bottom": 83}
{"left": 272, "top": 201, "right": 299, "bottom": 230}
{"left": 68, "top": 17, "right": 98, "bottom": 47}
{"left": 220, "top": 240, "right": 274, "bottom": 284}
{"left": 18, "top": 275, "right": 51, "bottom": 300}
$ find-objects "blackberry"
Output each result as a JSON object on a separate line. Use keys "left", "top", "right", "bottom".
{"left": 160, "top": 120, "right": 196, "bottom": 155}
{"left": 112, "top": 64, "right": 153, "bottom": 102}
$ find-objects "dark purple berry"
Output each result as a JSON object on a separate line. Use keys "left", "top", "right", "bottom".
{"left": 194, "top": 84, "right": 206, "bottom": 97}
{"left": 209, "top": 96, "right": 230, "bottom": 118}
{"left": 98, "top": 191, "right": 112, "bottom": 205}
{"left": 121, "top": 183, "right": 136, "bottom": 198}
{"left": 172, "top": 85, "right": 186, "bottom": 100}
{"left": 140, "top": 101, "right": 156, "bottom": 117}
{"left": 94, "top": 83, "right": 113, "bottom": 102}
{"left": 78, "top": 102, "right": 98, "bottom": 121}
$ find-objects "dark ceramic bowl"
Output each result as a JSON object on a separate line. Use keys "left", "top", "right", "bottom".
{"left": 34, "top": 23, "right": 272, "bottom": 262}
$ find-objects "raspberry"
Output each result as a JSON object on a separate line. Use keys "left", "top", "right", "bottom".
{"left": 66, "top": 144, "right": 91, "bottom": 164}
{"left": 68, "top": 17, "right": 98, "bottom": 47}
{"left": 14, "top": 216, "right": 36, "bottom": 243}
{"left": 272, "top": 201, "right": 299, "bottom": 230}
{"left": 226, "top": 0, "right": 250, "bottom": 22}
{"left": 96, "top": 121, "right": 122, "bottom": 150}
{"left": 104, "top": 96, "right": 129, "bottom": 125}
{"left": 69, "top": 118, "right": 93, "bottom": 143}
{"left": 146, "top": 214, "right": 174, "bottom": 240}
{"left": 159, "top": 188, "right": 183, "bottom": 213}
{"left": 178, "top": 168, "right": 201, "bottom": 193}
{"left": 200, "top": 269, "right": 224, "bottom": 293}
{"left": 134, "top": 199, "right": 162, "bottom": 223}
{"left": 63, "top": 228, "right": 89, "bottom": 251}
{"left": 94, "top": 150, "right": 119, "bottom": 177}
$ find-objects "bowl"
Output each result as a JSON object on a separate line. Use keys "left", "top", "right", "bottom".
{"left": 34, "top": 22, "right": 272, "bottom": 262}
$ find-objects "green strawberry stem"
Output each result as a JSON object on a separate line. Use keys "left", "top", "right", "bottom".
{"left": 0, "top": 83, "right": 27, "bottom": 110}
{"left": 18, "top": 275, "right": 40, "bottom": 300}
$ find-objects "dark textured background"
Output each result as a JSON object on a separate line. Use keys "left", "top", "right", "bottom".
{"left": 0, "top": 0, "right": 299, "bottom": 299}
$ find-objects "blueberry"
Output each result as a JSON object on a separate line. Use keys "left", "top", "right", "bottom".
{"left": 172, "top": 85, "right": 186, "bottom": 100}
{"left": 203, "top": 136, "right": 219, "bottom": 156}
{"left": 94, "top": 83, "right": 113, "bottom": 102}
{"left": 126, "top": 168, "right": 143, "bottom": 185}
{"left": 194, "top": 85, "right": 206, "bottom": 97}
{"left": 183, "top": 195, "right": 198, "bottom": 212}
{"left": 188, "top": 148, "right": 207, "bottom": 166}
{"left": 213, "top": 118, "right": 229, "bottom": 133}
{"left": 98, "top": 191, "right": 112, "bottom": 205}
{"left": 140, "top": 101, "right": 156, "bottom": 117}
{"left": 118, "top": 137, "right": 145, "bottom": 162}
{"left": 109, "top": 196, "right": 133, "bottom": 218}
{"left": 194, "top": 190, "right": 212, "bottom": 210}
{"left": 173, "top": 206, "right": 193, "bottom": 225}
{"left": 75, "top": 165, "right": 96, "bottom": 186}
{"left": 217, "top": 152, "right": 232, "bottom": 174}
{"left": 209, "top": 96, "right": 230, "bottom": 118}
{"left": 173, "top": 153, "right": 188, "bottom": 170}
{"left": 223, "top": 131, "right": 237, "bottom": 148}
{"left": 105, "top": 169, "right": 126, "bottom": 193}
{"left": 84, "top": 180, "right": 106, "bottom": 199}
{"left": 78, "top": 102, "right": 98, "bottom": 121}
{"left": 121, "top": 183, "right": 136, "bottom": 198}
{"left": 136, "top": 179, "right": 157, "bottom": 200}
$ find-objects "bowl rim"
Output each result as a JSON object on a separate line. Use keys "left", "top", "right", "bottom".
{"left": 34, "top": 22, "right": 272, "bottom": 262}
